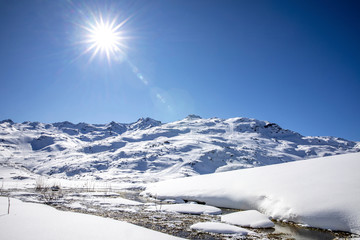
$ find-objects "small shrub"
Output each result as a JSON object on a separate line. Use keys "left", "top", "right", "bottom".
{"left": 35, "top": 177, "right": 48, "bottom": 191}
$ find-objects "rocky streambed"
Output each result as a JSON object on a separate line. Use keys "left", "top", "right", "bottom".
{"left": 1, "top": 188, "right": 357, "bottom": 240}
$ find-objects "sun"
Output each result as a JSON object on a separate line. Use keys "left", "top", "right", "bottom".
{"left": 82, "top": 14, "right": 128, "bottom": 62}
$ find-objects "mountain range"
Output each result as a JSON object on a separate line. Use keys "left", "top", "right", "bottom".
{"left": 1, "top": 115, "right": 359, "bottom": 186}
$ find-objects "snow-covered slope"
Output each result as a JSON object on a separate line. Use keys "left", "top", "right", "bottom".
{"left": 0, "top": 116, "right": 358, "bottom": 186}
{"left": 0, "top": 197, "right": 184, "bottom": 240}
{"left": 143, "top": 152, "right": 360, "bottom": 234}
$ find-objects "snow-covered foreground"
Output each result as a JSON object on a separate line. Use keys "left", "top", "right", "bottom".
{"left": 143, "top": 152, "right": 360, "bottom": 234}
{"left": 0, "top": 197, "right": 183, "bottom": 240}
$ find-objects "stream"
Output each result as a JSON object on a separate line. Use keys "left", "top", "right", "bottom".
{"left": 2, "top": 188, "right": 357, "bottom": 240}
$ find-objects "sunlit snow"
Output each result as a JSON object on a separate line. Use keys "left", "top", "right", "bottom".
{"left": 190, "top": 222, "right": 255, "bottom": 235}
{"left": 144, "top": 152, "right": 360, "bottom": 234}
{"left": 221, "top": 210, "right": 275, "bottom": 228}
{"left": 0, "top": 197, "right": 183, "bottom": 240}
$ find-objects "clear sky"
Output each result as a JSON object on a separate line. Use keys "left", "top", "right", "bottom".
{"left": 0, "top": 0, "right": 359, "bottom": 141}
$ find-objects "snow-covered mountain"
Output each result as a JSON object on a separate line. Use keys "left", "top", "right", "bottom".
{"left": 0, "top": 116, "right": 358, "bottom": 186}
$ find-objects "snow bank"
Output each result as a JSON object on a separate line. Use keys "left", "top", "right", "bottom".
{"left": 143, "top": 152, "right": 360, "bottom": 234}
{"left": 190, "top": 222, "right": 254, "bottom": 235}
{"left": 146, "top": 203, "right": 221, "bottom": 215}
{"left": 221, "top": 210, "right": 275, "bottom": 228}
{"left": 91, "top": 196, "right": 143, "bottom": 206}
{"left": 0, "top": 197, "right": 183, "bottom": 240}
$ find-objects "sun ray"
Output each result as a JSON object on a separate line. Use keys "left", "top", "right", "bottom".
{"left": 79, "top": 13, "right": 129, "bottom": 63}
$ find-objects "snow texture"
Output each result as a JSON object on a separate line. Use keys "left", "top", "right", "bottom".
{"left": 144, "top": 152, "right": 360, "bottom": 234}
{"left": 221, "top": 210, "right": 275, "bottom": 228}
{"left": 190, "top": 222, "right": 255, "bottom": 235}
{"left": 0, "top": 197, "right": 183, "bottom": 240}
{"left": 146, "top": 203, "right": 222, "bottom": 215}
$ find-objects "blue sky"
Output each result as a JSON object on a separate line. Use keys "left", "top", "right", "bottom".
{"left": 0, "top": 0, "right": 359, "bottom": 141}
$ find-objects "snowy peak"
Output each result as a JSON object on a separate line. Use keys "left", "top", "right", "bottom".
{"left": 53, "top": 121, "right": 76, "bottom": 128}
{"left": 106, "top": 121, "right": 128, "bottom": 134}
{"left": 185, "top": 114, "right": 202, "bottom": 120}
{"left": 226, "top": 117, "right": 301, "bottom": 138}
{"left": 129, "top": 117, "right": 162, "bottom": 130}
{"left": 0, "top": 119, "right": 14, "bottom": 125}
{"left": 29, "top": 118, "right": 161, "bottom": 138}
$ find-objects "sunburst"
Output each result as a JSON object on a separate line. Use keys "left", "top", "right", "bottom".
{"left": 81, "top": 14, "right": 128, "bottom": 62}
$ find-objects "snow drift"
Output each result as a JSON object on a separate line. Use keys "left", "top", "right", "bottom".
{"left": 143, "top": 152, "right": 360, "bottom": 234}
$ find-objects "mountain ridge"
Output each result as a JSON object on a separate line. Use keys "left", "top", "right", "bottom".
{"left": 1, "top": 115, "right": 358, "bottom": 187}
